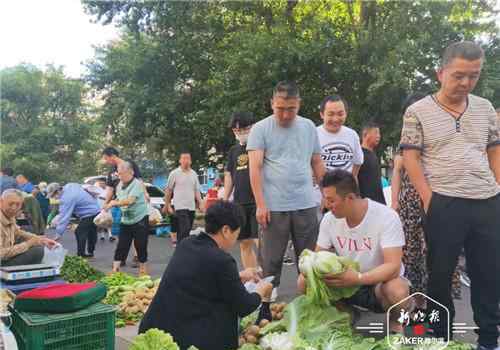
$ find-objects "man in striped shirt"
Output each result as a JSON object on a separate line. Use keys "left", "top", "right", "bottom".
{"left": 400, "top": 41, "right": 500, "bottom": 350}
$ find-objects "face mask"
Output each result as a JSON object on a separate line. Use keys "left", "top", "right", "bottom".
{"left": 236, "top": 132, "right": 249, "bottom": 145}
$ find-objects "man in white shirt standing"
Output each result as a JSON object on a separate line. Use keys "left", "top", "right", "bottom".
{"left": 298, "top": 170, "right": 409, "bottom": 333}
{"left": 317, "top": 95, "right": 364, "bottom": 177}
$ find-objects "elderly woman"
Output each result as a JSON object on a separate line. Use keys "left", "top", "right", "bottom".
{"left": 139, "top": 200, "right": 273, "bottom": 350}
{"left": 1, "top": 189, "right": 57, "bottom": 266}
{"left": 105, "top": 162, "right": 149, "bottom": 275}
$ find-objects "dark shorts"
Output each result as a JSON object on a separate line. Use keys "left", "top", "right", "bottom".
{"left": 342, "top": 285, "right": 385, "bottom": 314}
{"left": 238, "top": 204, "right": 258, "bottom": 241}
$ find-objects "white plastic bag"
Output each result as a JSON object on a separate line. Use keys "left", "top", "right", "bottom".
{"left": 94, "top": 210, "right": 113, "bottom": 228}
{"left": 148, "top": 206, "right": 162, "bottom": 225}
{"left": 41, "top": 244, "right": 67, "bottom": 267}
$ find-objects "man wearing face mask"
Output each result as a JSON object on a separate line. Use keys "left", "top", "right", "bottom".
{"left": 224, "top": 112, "right": 259, "bottom": 270}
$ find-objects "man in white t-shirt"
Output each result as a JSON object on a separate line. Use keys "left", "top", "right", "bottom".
{"left": 314, "top": 95, "right": 364, "bottom": 215}
{"left": 317, "top": 95, "right": 364, "bottom": 176}
{"left": 298, "top": 169, "right": 409, "bottom": 332}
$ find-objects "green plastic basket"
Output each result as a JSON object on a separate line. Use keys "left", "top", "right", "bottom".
{"left": 10, "top": 303, "right": 116, "bottom": 350}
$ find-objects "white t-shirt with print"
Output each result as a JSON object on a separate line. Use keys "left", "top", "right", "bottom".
{"left": 317, "top": 199, "right": 405, "bottom": 275}
{"left": 317, "top": 125, "right": 364, "bottom": 173}
{"left": 314, "top": 125, "right": 364, "bottom": 203}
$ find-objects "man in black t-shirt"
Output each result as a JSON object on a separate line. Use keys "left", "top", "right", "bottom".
{"left": 358, "top": 122, "right": 386, "bottom": 205}
{"left": 224, "top": 112, "right": 259, "bottom": 269}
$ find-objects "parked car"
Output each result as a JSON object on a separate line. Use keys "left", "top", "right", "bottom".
{"left": 83, "top": 175, "right": 166, "bottom": 211}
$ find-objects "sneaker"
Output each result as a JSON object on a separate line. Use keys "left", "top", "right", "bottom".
{"left": 120, "top": 260, "right": 126, "bottom": 267}
{"left": 270, "top": 288, "right": 278, "bottom": 302}
{"left": 100, "top": 236, "right": 105, "bottom": 241}
{"left": 109, "top": 236, "right": 116, "bottom": 242}
{"left": 283, "top": 256, "right": 294, "bottom": 266}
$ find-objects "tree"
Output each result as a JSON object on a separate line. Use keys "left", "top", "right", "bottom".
{"left": 0, "top": 64, "right": 101, "bottom": 183}
{"left": 83, "top": 0, "right": 499, "bottom": 165}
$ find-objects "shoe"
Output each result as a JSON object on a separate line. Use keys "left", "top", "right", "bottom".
{"left": 80, "top": 253, "right": 93, "bottom": 258}
{"left": 100, "top": 236, "right": 105, "bottom": 241}
{"left": 283, "top": 256, "right": 294, "bottom": 266}
{"left": 120, "top": 260, "right": 126, "bottom": 267}
{"left": 109, "top": 236, "right": 116, "bottom": 242}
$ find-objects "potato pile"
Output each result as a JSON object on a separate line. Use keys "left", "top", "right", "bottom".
{"left": 118, "top": 285, "right": 157, "bottom": 315}
{"left": 239, "top": 303, "right": 286, "bottom": 347}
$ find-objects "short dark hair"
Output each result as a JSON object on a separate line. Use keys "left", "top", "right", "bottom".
{"left": 1, "top": 167, "right": 14, "bottom": 176}
{"left": 228, "top": 111, "right": 256, "bottom": 129}
{"left": 319, "top": 95, "right": 348, "bottom": 114}
{"left": 321, "top": 170, "right": 360, "bottom": 197}
{"left": 361, "top": 121, "right": 379, "bottom": 139}
{"left": 102, "top": 147, "right": 119, "bottom": 157}
{"left": 205, "top": 200, "right": 245, "bottom": 235}
{"left": 273, "top": 81, "right": 300, "bottom": 99}
{"left": 402, "top": 92, "right": 428, "bottom": 113}
{"left": 442, "top": 41, "right": 484, "bottom": 67}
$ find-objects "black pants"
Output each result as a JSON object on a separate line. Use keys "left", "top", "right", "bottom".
{"left": 75, "top": 215, "right": 98, "bottom": 256}
{"left": 425, "top": 193, "right": 500, "bottom": 347}
{"left": 2, "top": 245, "right": 44, "bottom": 266}
{"left": 114, "top": 216, "right": 149, "bottom": 263}
{"left": 176, "top": 210, "right": 195, "bottom": 243}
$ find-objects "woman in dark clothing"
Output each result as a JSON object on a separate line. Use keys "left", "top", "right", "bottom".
{"left": 139, "top": 200, "right": 273, "bottom": 350}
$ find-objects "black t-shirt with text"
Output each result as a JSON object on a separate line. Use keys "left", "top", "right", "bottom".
{"left": 226, "top": 144, "right": 255, "bottom": 205}
{"left": 358, "top": 148, "right": 386, "bottom": 205}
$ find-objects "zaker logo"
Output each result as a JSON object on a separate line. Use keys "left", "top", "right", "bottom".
{"left": 321, "top": 143, "right": 354, "bottom": 169}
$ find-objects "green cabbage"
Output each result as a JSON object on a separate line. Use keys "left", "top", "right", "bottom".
{"left": 298, "top": 249, "right": 360, "bottom": 306}
{"left": 130, "top": 328, "right": 179, "bottom": 350}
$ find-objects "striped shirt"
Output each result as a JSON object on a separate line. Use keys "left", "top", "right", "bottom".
{"left": 400, "top": 94, "right": 500, "bottom": 199}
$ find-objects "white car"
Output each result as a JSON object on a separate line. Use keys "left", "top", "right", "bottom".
{"left": 83, "top": 175, "right": 166, "bottom": 211}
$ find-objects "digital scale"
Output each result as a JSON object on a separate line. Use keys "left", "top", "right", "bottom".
{"left": 0, "top": 264, "right": 60, "bottom": 285}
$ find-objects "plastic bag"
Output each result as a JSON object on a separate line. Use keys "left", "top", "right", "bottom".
{"left": 41, "top": 244, "right": 67, "bottom": 267}
{"left": 148, "top": 206, "right": 162, "bottom": 225}
{"left": 94, "top": 210, "right": 113, "bottom": 228}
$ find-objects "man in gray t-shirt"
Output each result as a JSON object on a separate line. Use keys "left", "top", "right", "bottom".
{"left": 164, "top": 153, "right": 203, "bottom": 243}
{"left": 247, "top": 81, "right": 325, "bottom": 289}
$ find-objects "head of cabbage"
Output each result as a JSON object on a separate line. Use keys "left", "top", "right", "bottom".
{"left": 298, "top": 249, "right": 360, "bottom": 306}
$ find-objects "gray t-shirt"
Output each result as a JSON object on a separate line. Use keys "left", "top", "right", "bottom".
{"left": 247, "top": 115, "right": 321, "bottom": 211}
{"left": 166, "top": 167, "right": 201, "bottom": 211}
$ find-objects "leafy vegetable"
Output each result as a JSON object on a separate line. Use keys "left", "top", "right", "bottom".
{"left": 259, "top": 332, "right": 295, "bottom": 350}
{"left": 101, "top": 272, "right": 138, "bottom": 288}
{"left": 130, "top": 328, "right": 179, "bottom": 350}
{"left": 298, "top": 249, "right": 360, "bottom": 306}
{"left": 60, "top": 255, "right": 104, "bottom": 283}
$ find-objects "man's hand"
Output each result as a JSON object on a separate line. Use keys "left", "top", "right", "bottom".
{"left": 239, "top": 268, "right": 261, "bottom": 283}
{"left": 323, "top": 268, "right": 361, "bottom": 288}
{"left": 256, "top": 205, "right": 271, "bottom": 228}
{"left": 163, "top": 205, "right": 174, "bottom": 216}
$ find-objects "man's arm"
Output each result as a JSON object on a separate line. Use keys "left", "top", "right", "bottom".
{"left": 311, "top": 153, "right": 326, "bottom": 184}
{"left": 352, "top": 165, "right": 360, "bottom": 179}
{"left": 359, "top": 247, "right": 402, "bottom": 285}
{"left": 223, "top": 171, "right": 234, "bottom": 201}
{"left": 487, "top": 146, "right": 500, "bottom": 184}
{"left": 248, "top": 149, "right": 270, "bottom": 227}
{"left": 402, "top": 149, "right": 432, "bottom": 212}
{"left": 104, "top": 186, "right": 114, "bottom": 205}
{"left": 163, "top": 188, "right": 173, "bottom": 215}
{"left": 0, "top": 228, "right": 39, "bottom": 260}
{"left": 55, "top": 196, "right": 77, "bottom": 236}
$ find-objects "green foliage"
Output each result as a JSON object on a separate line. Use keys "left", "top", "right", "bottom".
{"left": 83, "top": 0, "right": 499, "bottom": 165}
{"left": 0, "top": 64, "right": 101, "bottom": 183}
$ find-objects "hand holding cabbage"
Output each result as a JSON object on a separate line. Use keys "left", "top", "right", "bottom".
{"left": 298, "top": 249, "right": 360, "bottom": 306}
